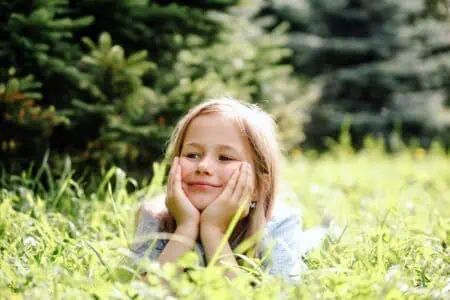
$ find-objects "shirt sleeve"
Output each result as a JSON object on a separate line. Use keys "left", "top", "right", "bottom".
{"left": 264, "top": 212, "right": 308, "bottom": 281}
{"left": 130, "top": 204, "right": 168, "bottom": 263}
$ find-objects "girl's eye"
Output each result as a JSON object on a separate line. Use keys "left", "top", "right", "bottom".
{"left": 219, "top": 155, "right": 233, "bottom": 161}
{"left": 186, "top": 153, "right": 200, "bottom": 159}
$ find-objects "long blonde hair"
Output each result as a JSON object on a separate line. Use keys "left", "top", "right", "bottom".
{"left": 145, "top": 97, "right": 283, "bottom": 256}
{"left": 166, "top": 97, "right": 281, "bottom": 248}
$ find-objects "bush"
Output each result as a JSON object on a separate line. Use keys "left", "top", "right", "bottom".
{"left": 0, "top": 0, "right": 311, "bottom": 178}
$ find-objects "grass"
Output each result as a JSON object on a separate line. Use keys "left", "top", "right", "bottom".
{"left": 0, "top": 140, "right": 449, "bottom": 299}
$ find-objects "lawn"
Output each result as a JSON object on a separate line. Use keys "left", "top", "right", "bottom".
{"left": 1, "top": 142, "right": 449, "bottom": 299}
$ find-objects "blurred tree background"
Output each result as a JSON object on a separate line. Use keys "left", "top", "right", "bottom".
{"left": 264, "top": 0, "right": 450, "bottom": 150}
{"left": 1, "top": 0, "right": 449, "bottom": 180}
{"left": 0, "top": 0, "right": 311, "bottom": 179}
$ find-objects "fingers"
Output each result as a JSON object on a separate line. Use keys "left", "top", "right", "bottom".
{"left": 174, "top": 158, "right": 183, "bottom": 192}
{"left": 169, "top": 157, "right": 188, "bottom": 201}
{"left": 229, "top": 162, "right": 252, "bottom": 206}
{"left": 219, "top": 166, "right": 240, "bottom": 201}
{"left": 244, "top": 163, "right": 254, "bottom": 200}
{"left": 230, "top": 163, "right": 254, "bottom": 219}
{"left": 166, "top": 157, "right": 178, "bottom": 203}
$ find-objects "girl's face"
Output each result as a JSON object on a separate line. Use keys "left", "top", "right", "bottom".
{"left": 179, "top": 113, "right": 256, "bottom": 211}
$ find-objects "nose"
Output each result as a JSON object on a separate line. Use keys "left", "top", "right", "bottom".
{"left": 196, "top": 155, "right": 214, "bottom": 175}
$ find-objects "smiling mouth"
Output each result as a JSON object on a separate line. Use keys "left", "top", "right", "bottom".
{"left": 188, "top": 183, "right": 220, "bottom": 188}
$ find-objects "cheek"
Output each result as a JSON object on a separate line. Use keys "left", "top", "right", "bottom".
{"left": 221, "top": 164, "right": 241, "bottom": 181}
{"left": 179, "top": 158, "right": 193, "bottom": 179}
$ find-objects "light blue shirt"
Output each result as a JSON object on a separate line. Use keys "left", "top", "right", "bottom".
{"left": 131, "top": 200, "right": 327, "bottom": 281}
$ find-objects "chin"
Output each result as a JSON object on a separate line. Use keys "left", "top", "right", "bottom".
{"left": 189, "top": 194, "right": 216, "bottom": 211}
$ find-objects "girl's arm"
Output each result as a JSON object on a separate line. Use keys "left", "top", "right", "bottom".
{"left": 200, "top": 224, "right": 239, "bottom": 278}
{"left": 159, "top": 156, "right": 201, "bottom": 265}
{"left": 199, "top": 163, "right": 253, "bottom": 278}
{"left": 158, "top": 222, "right": 198, "bottom": 265}
{"left": 132, "top": 202, "right": 199, "bottom": 278}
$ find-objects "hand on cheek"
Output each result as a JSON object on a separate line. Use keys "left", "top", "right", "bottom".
{"left": 166, "top": 157, "right": 200, "bottom": 230}
{"left": 200, "top": 162, "right": 254, "bottom": 233}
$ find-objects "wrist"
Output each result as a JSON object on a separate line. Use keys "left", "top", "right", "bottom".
{"left": 176, "top": 222, "right": 199, "bottom": 240}
{"left": 200, "top": 215, "right": 226, "bottom": 233}
{"left": 200, "top": 223, "right": 225, "bottom": 237}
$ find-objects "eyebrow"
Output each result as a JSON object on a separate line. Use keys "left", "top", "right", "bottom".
{"left": 184, "top": 142, "right": 237, "bottom": 152}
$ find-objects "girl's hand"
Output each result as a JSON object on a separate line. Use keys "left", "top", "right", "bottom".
{"left": 200, "top": 162, "right": 254, "bottom": 233}
{"left": 166, "top": 157, "right": 200, "bottom": 231}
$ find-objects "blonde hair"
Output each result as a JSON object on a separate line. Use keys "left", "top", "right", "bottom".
{"left": 164, "top": 97, "right": 283, "bottom": 254}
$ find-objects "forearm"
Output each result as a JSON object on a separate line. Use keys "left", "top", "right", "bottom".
{"left": 200, "top": 225, "right": 239, "bottom": 278}
{"left": 158, "top": 224, "right": 198, "bottom": 266}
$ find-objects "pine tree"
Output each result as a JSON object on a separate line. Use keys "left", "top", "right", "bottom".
{"left": 2, "top": 0, "right": 310, "bottom": 178}
{"left": 60, "top": 0, "right": 312, "bottom": 170}
{"left": 268, "top": 0, "right": 450, "bottom": 149}
{"left": 0, "top": 0, "right": 92, "bottom": 171}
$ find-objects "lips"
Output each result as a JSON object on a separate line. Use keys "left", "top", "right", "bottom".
{"left": 188, "top": 181, "right": 220, "bottom": 188}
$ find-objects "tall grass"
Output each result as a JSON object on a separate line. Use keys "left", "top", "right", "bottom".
{"left": 0, "top": 140, "right": 449, "bottom": 299}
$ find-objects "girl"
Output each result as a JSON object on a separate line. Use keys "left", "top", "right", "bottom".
{"left": 131, "top": 97, "right": 323, "bottom": 281}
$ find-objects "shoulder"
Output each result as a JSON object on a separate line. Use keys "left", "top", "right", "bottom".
{"left": 261, "top": 191, "right": 307, "bottom": 281}
{"left": 134, "top": 193, "right": 167, "bottom": 236}
{"left": 131, "top": 194, "right": 170, "bottom": 261}
{"left": 137, "top": 193, "right": 167, "bottom": 216}
{"left": 267, "top": 194, "right": 303, "bottom": 235}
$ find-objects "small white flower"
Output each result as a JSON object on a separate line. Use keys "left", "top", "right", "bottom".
{"left": 310, "top": 184, "right": 320, "bottom": 194}
{"left": 442, "top": 278, "right": 450, "bottom": 294}
{"left": 385, "top": 265, "right": 400, "bottom": 282}
{"left": 23, "top": 236, "right": 38, "bottom": 248}
{"left": 399, "top": 283, "right": 409, "bottom": 293}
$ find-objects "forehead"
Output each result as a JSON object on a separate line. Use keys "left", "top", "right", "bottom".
{"left": 183, "top": 113, "right": 252, "bottom": 153}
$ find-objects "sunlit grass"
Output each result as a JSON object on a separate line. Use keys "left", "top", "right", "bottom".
{"left": 1, "top": 140, "right": 449, "bottom": 299}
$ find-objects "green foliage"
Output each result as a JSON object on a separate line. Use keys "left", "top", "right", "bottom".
{"left": 425, "top": 0, "right": 450, "bottom": 20}
{"left": 1, "top": 146, "right": 449, "bottom": 298}
{"left": 0, "top": 0, "right": 91, "bottom": 172}
{"left": 268, "top": 0, "right": 450, "bottom": 150}
{"left": 1, "top": 0, "right": 310, "bottom": 178}
{"left": 0, "top": 0, "right": 93, "bottom": 80}
{"left": 0, "top": 69, "right": 68, "bottom": 171}
{"left": 156, "top": 7, "right": 313, "bottom": 150}
{"left": 59, "top": 32, "right": 165, "bottom": 173}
